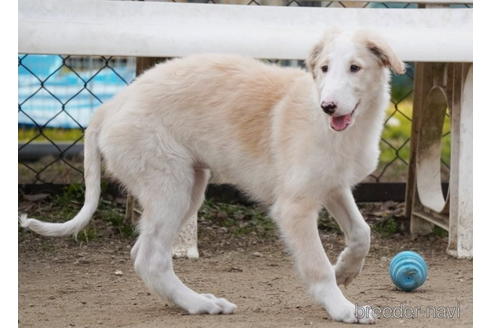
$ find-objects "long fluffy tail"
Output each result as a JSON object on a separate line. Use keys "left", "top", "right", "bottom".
{"left": 20, "top": 125, "right": 102, "bottom": 237}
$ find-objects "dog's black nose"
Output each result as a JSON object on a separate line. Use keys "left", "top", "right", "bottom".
{"left": 321, "top": 101, "right": 337, "bottom": 115}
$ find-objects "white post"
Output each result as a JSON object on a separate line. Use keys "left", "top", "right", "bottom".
{"left": 173, "top": 214, "right": 199, "bottom": 259}
{"left": 448, "top": 64, "right": 473, "bottom": 258}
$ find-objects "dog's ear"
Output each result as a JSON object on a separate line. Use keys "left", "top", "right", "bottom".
{"left": 365, "top": 34, "right": 406, "bottom": 75}
{"left": 306, "top": 39, "right": 324, "bottom": 78}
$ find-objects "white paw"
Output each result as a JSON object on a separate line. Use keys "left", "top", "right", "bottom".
{"left": 186, "top": 293, "right": 237, "bottom": 315}
{"left": 335, "top": 257, "right": 365, "bottom": 287}
{"left": 330, "top": 304, "right": 376, "bottom": 324}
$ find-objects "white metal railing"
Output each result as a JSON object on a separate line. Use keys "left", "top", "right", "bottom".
{"left": 19, "top": 0, "right": 471, "bottom": 62}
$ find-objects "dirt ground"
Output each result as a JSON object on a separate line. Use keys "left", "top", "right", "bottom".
{"left": 18, "top": 198, "right": 472, "bottom": 328}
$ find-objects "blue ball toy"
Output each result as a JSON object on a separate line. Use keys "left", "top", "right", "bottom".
{"left": 389, "top": 251, "right": 428, "bottom": 292}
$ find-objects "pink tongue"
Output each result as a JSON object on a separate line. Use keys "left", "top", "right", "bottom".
{"left": 330, "top": 114, "right": 352, "bottom": 131}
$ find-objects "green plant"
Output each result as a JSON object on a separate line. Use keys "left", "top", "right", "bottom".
{"left": 49, "top": 184, "right": 135, "bottom": 240}
{"left": 433, "top": 225, "right": 448, "bottom": 238}
{"left": 199, "top": 200, "right": 275, "bottom": 238}
{"left": 373, "top": 216, "right": 399, "bottom": 238}
{"left": 76, "top": 227, "right": 98, "bottom": 242}
{"left": 100, "top": 206, "right": 135, "bottom": 238}
{"left": 54, "top": 183, "right": 85, "bottom": 206}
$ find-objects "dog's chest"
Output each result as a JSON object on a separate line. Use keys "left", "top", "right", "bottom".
{"left": 316, "top": 137, "right": 379, "bottom": 188}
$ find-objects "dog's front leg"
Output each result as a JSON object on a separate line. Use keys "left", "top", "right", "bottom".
{"left": 324, "top": 188, "right": 371, "bottom": 287}
{"left": 271, "top": 196, "right": 375, "bottom": 324}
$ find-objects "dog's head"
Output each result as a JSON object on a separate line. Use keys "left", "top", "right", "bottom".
{"left": 306, "top": 29, "right": 405, "bottom": 132}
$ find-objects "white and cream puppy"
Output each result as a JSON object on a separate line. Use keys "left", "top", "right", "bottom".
{"left": 21, "top": 29, "right": 405, "bottom": 324}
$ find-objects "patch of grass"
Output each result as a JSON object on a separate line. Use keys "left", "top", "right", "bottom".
{"left": 433, "top": 225, "right": 449, "bottom": 238}
{"left": 100, "top": 205, "right": 136, "bottom": 238}
{"left": 45, "top": 184, "right": 135, "bottom": 240}
{"left": 199, "top": 201, "right": 345, "bottom": 237}
{"left": 53, "top": 183, "right": 85, "bottom": 206}
{"left": 76, "top": 227, "right": 98, "bottom": 243}
{"left": 199, "top": 200, "right": 275, "bottom": 238}
{"left": 373, "top": 216, "right": 399, "bottom": 238}
{"left": 19, "top": 127, "right": 84, "bottom": 143}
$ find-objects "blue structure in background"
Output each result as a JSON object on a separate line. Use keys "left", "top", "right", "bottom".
{"left": 18, "top": 55, "right": 135, "bottom": 129}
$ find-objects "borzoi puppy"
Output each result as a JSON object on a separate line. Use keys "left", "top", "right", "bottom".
{"left": 21, "top": 29, "right": 405, "bottom": 324}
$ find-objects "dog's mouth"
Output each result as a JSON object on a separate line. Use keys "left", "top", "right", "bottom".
{"left": 329, "top": 101, "right": 360, "bottom": 132}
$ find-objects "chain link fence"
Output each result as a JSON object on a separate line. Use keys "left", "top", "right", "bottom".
{"left": 19, "top": 1, "right": 468, "bottom": 186}
{"left": 19, "top": 55, "right": 135, "bottom": 184}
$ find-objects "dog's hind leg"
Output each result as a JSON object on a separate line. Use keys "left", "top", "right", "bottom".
{"left": 131, "top": 165, "right": 236, "bottom": 314}
{"left": 324, "top": 188, "right": 371, "bottom": 287}
{"left": 271, "top": 196, "right": 375, "bottom": 324}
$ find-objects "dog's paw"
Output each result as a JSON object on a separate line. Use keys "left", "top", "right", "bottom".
{"left": 201, "top": 294, "right": 237, "bottom": 314}
{"left": 330, "top": 303, "right": 376, "bottom": 324}
{"left": 335, "top": 257, "right": 365, "bottom": 287}
{"left": 185, "top": 293, "right": 237, "bottom": 315}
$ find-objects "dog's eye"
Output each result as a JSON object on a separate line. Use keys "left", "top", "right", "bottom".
{"left": 320, "top": 65, "right": 328, "bottom": 73}
{"left": 350, "top": 64, "right": 361, "bottom": 73}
